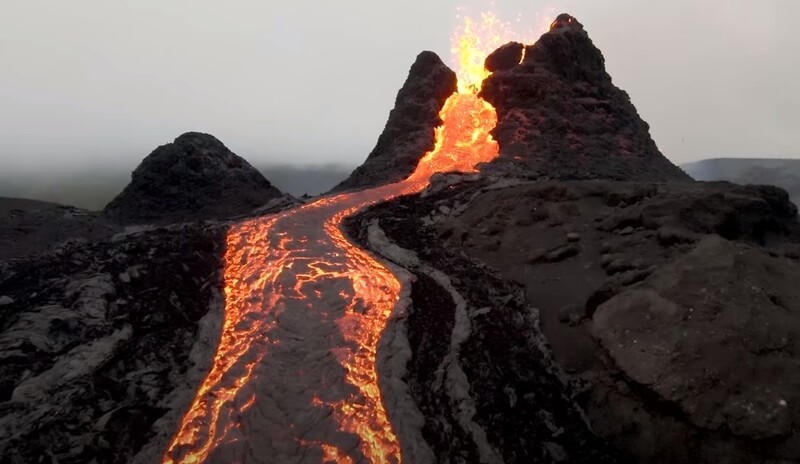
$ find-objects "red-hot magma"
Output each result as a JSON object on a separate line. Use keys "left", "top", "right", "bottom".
{"left": 163, "top": 12, "right": 541, "bottom": 464}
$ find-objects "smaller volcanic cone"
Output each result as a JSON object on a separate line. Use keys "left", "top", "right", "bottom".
{"left": 332, "top": 52, "right": 458, "bottom": 192}
{"left": 105, "top": 132, "right": 284, "bottom": 224}
{"left": 481, "top": 13, "right": 692, "bottom": 182}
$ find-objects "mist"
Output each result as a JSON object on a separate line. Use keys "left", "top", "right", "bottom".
{"left": 1, "top": 1, "right": 798, "bottom": 194}
{"left": 0, "top": 164, "right": 356, "bottom": 210}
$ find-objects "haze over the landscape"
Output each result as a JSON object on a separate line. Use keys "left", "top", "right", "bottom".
{"left": 1, "top": 0, "right": 798, "bottom": 180}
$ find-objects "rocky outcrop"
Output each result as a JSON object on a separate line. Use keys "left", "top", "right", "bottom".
{"left": 105, "top": 132, "right": 284, "bottom": 224}
{"left": 485, "top": 42, "right": 525, "bottom": 72}
{"left": 0, "top": 223, "right": 226, "bottom": 463}
{"left": 332, "top": 52, "right": 458, "bottom": 192}
{"left": 593, "top": 236, "right": 800, "bottom": 440}
{"left": 480, "top": 14, "right": 691, "bottom": 183}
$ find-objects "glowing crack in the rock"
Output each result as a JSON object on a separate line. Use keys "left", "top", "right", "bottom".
{"left": 164, "top": 11, "right": 547, "bottom": 464}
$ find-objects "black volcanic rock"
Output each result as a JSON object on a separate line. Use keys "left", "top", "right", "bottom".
{"left": 481, "top": 13, "right": 691, "bottom": 182}
{"left": 485, "top": 41, "right": 524, "bottom": 72}
{"left": 332, "top": 51, "right": 457, "bottom": 192}
{"left": 0, "top": 223, "right": 226, "bottom": 463}
{"left": 105, "top": 132, "right": 284, "bottom": 224}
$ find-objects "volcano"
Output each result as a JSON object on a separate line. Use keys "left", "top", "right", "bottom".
{"left": 480, "top": 14, "right": 691, "bottom": 182}
{"left": 333, "top": 52, "right": 458, "bottom": 192}
{"left": 105, "top": 132, "right": 285, "bottom": 225}
{"left": 1, "top": 11, "right": 800, "bottom": 464}
{"left": 338, "top": 13, "right": 690, "bottom": 194}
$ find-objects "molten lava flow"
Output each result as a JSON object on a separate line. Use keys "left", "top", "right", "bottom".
{"left": 407, "top": 93, "right": 498, "bottom": 183}
{"left": 164, "top": 9, "right": 547, "bottom": 464}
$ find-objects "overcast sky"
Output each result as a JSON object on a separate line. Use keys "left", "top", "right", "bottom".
{"left": 1, "top": 0, "right": 797, "bottom": 175}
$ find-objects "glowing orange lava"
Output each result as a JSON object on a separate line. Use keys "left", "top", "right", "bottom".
{"left": 452, "top": 9, "right": 551, "bottom": 92}
{"left": 163, "top": 10, "right": 547, "bottom": 464}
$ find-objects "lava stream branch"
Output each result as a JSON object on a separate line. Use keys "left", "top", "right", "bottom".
{"left": 164, "top": 217, "right": 289, "bottom": 463}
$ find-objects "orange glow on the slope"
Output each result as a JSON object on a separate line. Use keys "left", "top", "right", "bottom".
{"left": 163, "top": 8, "right": 543, "bottom": 464}
{"left": 408, "top": 92, "right": 499, "bottom": 182}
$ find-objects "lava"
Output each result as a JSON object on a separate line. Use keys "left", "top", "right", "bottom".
{"left": 451, "top": 9, "right": 550, "bottom": 92}
{"left": 164, "top": 11, "right": 545, "bottom": 464}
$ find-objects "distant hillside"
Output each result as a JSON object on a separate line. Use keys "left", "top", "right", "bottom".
{"left": 0, "top": 197, "right": 62, "bottom": 216}
{"left": 258, "top": 164, "right": 354, "bottom": 197}
{"left": 683, "top": 158, "right": 800, "bottom": 207}
{"left": 0, "top": 164, "right": 354, "bottom": 211}
{"left": 0, "top": 172, "right": 127, "bottom": 211}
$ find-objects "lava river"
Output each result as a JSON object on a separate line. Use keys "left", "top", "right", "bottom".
{"left": 163, "top": 12, "right": 535, "bottom": 463}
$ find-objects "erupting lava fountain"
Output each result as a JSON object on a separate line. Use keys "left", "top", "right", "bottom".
{"left": 164, "top": 11, "right": 544, "bottom": 464}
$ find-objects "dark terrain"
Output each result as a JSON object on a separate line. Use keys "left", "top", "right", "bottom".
{"left": 0, "top": 224, "right": 226, "bottom": 464}
{"left": 349, "top": 176, "right": 800, "bottom": 463}
{"left": 346, "top": 181, "right": 628, "bottom": 463}
{"left": 684, "top": 158, "right": 800, "bottom": 208}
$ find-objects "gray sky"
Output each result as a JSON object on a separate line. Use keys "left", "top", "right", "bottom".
{"left": 1, "top": 0, "right": 797, "bottom": 175}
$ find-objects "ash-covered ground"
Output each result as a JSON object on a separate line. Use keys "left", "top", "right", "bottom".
{"left": 347, "top": 174, "right": 800, "bottom": 463}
